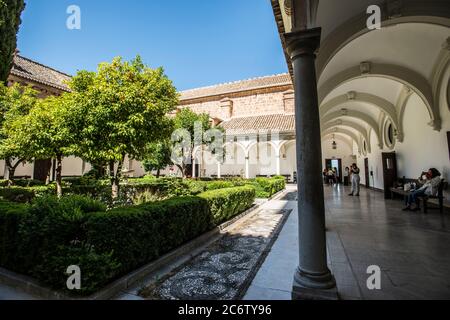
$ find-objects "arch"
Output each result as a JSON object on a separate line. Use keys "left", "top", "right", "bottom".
{"left": 246, "top": 140, "right": 278, "bottom": 157}
{"left": 222, "top": 141, "right": 247, "bottom": 158}
{"left": 322, "top": 133, "right": 354, "bottom": 152}
{"left": 318, "top": 63, "right": 440, "bottom": 131}
{"left": 321, "top": 109, "right": 383, "bottom": 149}
{"left": 316, "top": 2, "right": 450, "bottom": 77}
{"left": 322, "top": 127, "right": 362, "bottom": 153}
{"left": 396, "top": 85, "right": 414, "bottom": 143}
{"left": 322, "top": 119, "right": 371, "bottom": 153}
{"left": 431, "top": 38, "right": 450, "bottom": 112}
{"left": 320, "top": 92, "right": 399, "bottom": 130}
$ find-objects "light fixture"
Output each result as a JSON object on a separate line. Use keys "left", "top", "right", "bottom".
{"left": 332, "top": 135, "right": 337, "bottom": 150}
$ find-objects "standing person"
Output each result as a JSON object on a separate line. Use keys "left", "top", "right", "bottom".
{"left": 323, "top": 168, "right": 328, "bottom": 184}
{"left": 333, "top": 167, "right": 339, "bottom": 184}
{"left": 349, "top": 163, "right": 361, "bottom": 196}
{"left": 344, "top": 167, "right": 350, "bottom": 186}
{"left": 327, "top": 168, "right": 335, "bottom": 186}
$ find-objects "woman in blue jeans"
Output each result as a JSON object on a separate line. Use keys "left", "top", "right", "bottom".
{"left": 403, "top": 168, "right": 441, "bottom": 211}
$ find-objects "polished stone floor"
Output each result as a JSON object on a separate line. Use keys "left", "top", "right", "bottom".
{"left": 244, "top": 184, "right": 450, "bottom": 300}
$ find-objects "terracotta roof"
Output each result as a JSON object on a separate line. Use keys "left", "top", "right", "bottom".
{"left": 180, "top": 73, "right": 292, "bottom": 101}
{"left": 10, "top": 55, "right": 72, "bottom": 91}
{"left": 220, "top": 113, "right": 295, "bottom": 134}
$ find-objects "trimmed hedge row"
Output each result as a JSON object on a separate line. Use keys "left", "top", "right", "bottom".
{"left": 0, "top": 185, "right": 55, "bottom": 203}
{"left": 199, "top": 186, "right": 256, "bottom": 225}
{"left": 0, "top": 185, "right": 256, "bottom": 295}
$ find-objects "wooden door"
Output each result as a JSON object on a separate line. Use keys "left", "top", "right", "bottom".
{"left": 33, "top": 159, "right": 52, "bottom": 182}
{"left": 364, "top": 158, "right": 370, "bottom": 188}
{"left": 325, "top": 159, "right": 332, "bottom": 171}
{"left": 382, "top": 152, "right": 398, "bottom": 199}
{"left": 337, "top": 159, "right": 343, "bottom": 183}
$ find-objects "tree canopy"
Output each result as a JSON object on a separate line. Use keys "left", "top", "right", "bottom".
{"left": 0, "top": 83, "right": 38, "bottom": 179}
{"left": 67, "top": 56, "right": 179, "bottom": 196}
{"left": 172, "top": 108, "right": 213, "bottom": 177}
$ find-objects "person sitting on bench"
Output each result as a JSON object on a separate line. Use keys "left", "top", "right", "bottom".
{"left": 403, "top": 168, "right": 441, "bottom": 211}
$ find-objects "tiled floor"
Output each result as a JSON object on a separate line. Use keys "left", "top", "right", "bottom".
{"left": 244, "top": 184, "right": 450, "bottom": 300}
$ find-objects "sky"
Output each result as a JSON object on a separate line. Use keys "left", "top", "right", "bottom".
{"left": 17, "top": 0, "right": 288, "bottom": 91}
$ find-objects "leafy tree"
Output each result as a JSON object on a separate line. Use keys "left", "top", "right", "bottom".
{"left": 4, "top": 95, "right": 75, "bottom": 196}
{"left": 67, "top": 56, "right": 178, "bottom": 198}
{"left": 0, "top": 83, "right": 38, "bottom": 181}
{"left": 172, "top": 108, "right": 213, "bottom": 178}
{"left": 142, "top": 140, "right": 172, "bottom": 178}
{"left": 0, "top": 0, "right": 26, "bottom": 83}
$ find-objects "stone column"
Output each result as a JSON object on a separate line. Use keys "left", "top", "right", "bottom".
{"left": 245, "top": 155, "right": 250, "bottom": 179}
{"left": 192, "top": 158, "right": 196, "bottom": 178}
{"left": 283, "top": 27, "right": 337, "bottom": 300}
{"left": 276, "top": 153, "right": 281, "bottom": 176}
{"left": 217, "top": 162, "right": 221, "bottom": 179}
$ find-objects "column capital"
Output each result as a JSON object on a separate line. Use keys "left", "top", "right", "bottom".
{"left": 283, "top": 27, "right": 321, "bottom": 61}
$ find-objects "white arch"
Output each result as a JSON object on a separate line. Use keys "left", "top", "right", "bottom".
{"left": 321, "top": 109, "right": 383, "bottom": 149}
{"left": 246, "top": 140, "right": 278, "bottom": 157}
{"left": 322, "top": 133, "right": 354, "bottom": 152}
{"left": 320, "top": 92, "right": 399, "bottom": 131}
{"left": 318, "top": 63, "right": 440, "bottom": 131}
{"left": 322, "top": 127, "right": 362, "bottom": 153}
{"left": 322, "top": 119, "right": 371, "bottom": 153}
{"left": 316, "top": 4, "right": 450, "bottom": 78}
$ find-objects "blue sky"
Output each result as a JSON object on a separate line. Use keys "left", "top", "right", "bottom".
{"left": 17, "top": 0, "right": 287, "bottom": 91}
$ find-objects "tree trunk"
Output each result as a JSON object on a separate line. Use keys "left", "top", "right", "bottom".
{"left": 45, "top": 159, "right": 52, "bottom": 185}
{"left": 156, "top": 168, "right": 161, "bottom": 178}
{"left": 5, "top": 158, "right": 25, "bottom": 186}
{"left": 56, "top": 155, "right": 63, "bottom": 198}
{"left": 110, "top": 155, "right": 125, "bottom": 199}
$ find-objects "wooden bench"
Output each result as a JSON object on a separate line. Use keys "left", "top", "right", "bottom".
{"left": 420, "top": 180, "right": 449, "bottom": 214}
{"left": 390, "top": 187, "right": 409, "bottom": 203}
{"left": 390, "top": 178, "right": 449, "bottom": 214}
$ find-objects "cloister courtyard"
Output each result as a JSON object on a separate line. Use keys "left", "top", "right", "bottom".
{"left": 2, "top": 184, "right": 450, "bottom": 300}
{"left": 0, "top": 0, "right": 449, "bottom": 303}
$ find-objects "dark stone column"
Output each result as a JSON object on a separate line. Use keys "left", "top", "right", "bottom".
{"left": 283, "top": 28, "right": 338, "bottom": 300}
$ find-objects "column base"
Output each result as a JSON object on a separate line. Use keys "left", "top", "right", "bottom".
{"left": 292, "top": 268, "right": 339, "bottom": 300}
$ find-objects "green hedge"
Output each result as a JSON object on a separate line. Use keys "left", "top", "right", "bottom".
{"left": 199, "top": 186, "right": 256, "bottom": 225}
{"left": 254, "top": 177, "right": 286, "bottom": 198}
{"left": 0, "top": 186, "right": 256, "bottom": 295}
{"left": 0, "top": 201, "right": 28, "bottom": 268}
{"left": 0, "top": 185, "right": 56, "bottom": 203}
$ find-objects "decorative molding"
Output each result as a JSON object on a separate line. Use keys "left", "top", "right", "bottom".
{"left": 319, "top": 92, "right": 399, "bottom": 133}
{"left": 321, "top": 109, "right": 383, "bottom": 149}
{"left": 346, "top": 91, "right": 356, "bottom": 100}
{"left": 315, "top": 0, "right": 450, "bottom": 79}
{"left": 360, "top": 61, "right": 372, "bottom": 75}
{"left": 284, "top": 0, "right": 292, "bottom": 16}
{"left": 318, "top": 63, "right": 440, "bottom": 131}
{"left": 431, "top": 37, "right": 450, "bottom": 114}
{"left": 395, "top": 85, "right": 414, "bottom": 142}
{"left": 321, "top": 119, "right": 371, "bottom": 153}
{"left": 321, "top": 127, "right": 362, "bottom": 153}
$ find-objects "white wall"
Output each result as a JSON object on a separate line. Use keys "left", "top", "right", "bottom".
{"left": 321, "top": 137, "right": 355, "bottom": 172}
{"left": 352, "top": 90, "right": 450, "bottom": 190}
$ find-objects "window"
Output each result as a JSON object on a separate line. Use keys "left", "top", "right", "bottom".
{"left": 384, "top": 120, "right": 396, "bottom": 149}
